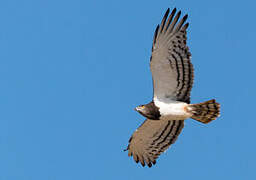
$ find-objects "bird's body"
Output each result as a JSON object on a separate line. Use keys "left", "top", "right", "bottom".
{"left": 125, "top": 7, "right": 221, "bottom": 167}
{"left": 154, "top": 99, "right": 191, "bottom": 120}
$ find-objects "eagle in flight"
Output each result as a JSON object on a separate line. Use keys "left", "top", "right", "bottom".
{"left": 125, "top": 7, "right": 220, "bottom": 167}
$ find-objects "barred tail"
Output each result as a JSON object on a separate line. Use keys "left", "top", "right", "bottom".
{"left": 188, "top": 99, "right": 220, "bottom": 124}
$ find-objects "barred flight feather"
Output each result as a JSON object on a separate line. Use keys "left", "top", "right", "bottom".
{"left": 151, "top": 8, "right": 194, "bottom": 103}
{"left": 127, "top": 119, "right": 184, "bottom": 167}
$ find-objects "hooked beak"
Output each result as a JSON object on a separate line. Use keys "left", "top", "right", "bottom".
{"left": 134, "top": 107, "right": 139, "bottom": 111}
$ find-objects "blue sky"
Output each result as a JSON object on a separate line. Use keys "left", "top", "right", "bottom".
{"left": 0, "top": 0, "right": 255, "bottom": 179}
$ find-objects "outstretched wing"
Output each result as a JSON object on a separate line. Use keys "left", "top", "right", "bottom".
{"left": 126, "top": 119, "right": 184, "bottom": 167}
{"left": 150, "top": 8, "right": 194, "bottom": 103}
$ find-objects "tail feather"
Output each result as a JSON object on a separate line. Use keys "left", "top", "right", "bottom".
{"left": 188, "top": 99, "right": 220, "bottom": 124}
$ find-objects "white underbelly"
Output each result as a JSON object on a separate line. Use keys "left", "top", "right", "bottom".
{"left": 154, "top": 99, "right": 192, "bottom": 120}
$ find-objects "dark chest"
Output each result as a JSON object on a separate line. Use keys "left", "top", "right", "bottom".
{"left": 145, "top": 101, "right": 161, "bottom": 120}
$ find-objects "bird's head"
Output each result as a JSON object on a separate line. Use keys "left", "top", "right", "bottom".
{"left": 135, "top": 105, "right": 147, "bottom": 114}
{"left": 135, "top": 103, "right": 160, "bottom": 120}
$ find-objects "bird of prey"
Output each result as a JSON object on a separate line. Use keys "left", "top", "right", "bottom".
{"left": 125, "top": 7, "right": 220, "bottom": 167}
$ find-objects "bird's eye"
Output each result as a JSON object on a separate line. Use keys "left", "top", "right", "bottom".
{"left": 141, "top": 105, "right": 145, "bottom": 108}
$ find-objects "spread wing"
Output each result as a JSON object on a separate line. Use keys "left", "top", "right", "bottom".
{"left": 126, "top": 119, "right": 184, "bottom": 167}
{"left": 150, "top": 8, "right": 194, "bottom": 103}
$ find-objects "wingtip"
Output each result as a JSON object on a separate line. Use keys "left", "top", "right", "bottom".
{"left": 183, "top": 14, "right": 188, "bottom": 20}
{"left": 147, "top": 163, "right": 152, "bottom": 168}
{"left": 185, "top": 22, "right": 189, "bottom": 28}
{"left": 163, "top": 8, "right": 170, "bottom": 19}
{"left": 153, "top": 24, "right": 160, "bottom": 45}
{"left": 170, "top": 8, "right": 177, "bottom": 17}
{"left": 181, "top": 22, "right": 189, "bottom": 31}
